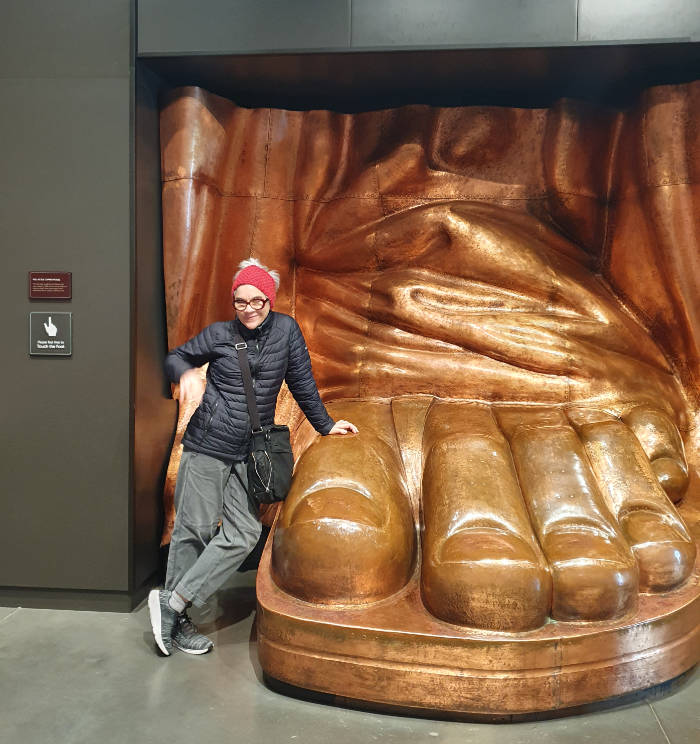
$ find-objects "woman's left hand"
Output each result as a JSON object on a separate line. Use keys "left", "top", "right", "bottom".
{"left": 328, "top": 419, "right": 359, "bottom": 435}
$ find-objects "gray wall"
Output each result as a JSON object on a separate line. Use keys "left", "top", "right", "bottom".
{"left": 138, "top": 0, "right": 699, "bottom": 55}
{"left": 0, "top": 1, "right": 134, "bottom": 602}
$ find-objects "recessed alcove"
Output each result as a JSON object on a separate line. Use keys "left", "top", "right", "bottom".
{"left": 134, "top": 41, "right": 700, "bottom": 714}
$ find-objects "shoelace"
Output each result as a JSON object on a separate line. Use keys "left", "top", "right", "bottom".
{"left": 178, "top": 613, "right": 199, "bottom": 634}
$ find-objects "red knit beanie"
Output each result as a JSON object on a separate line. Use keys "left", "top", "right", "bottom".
{"left": 231, "top": 265, "right": 277, "bottom": 307}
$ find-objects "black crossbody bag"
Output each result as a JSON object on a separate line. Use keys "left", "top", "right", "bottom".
{"left": 233, "top": 331, "right": 294, "bottom": 506}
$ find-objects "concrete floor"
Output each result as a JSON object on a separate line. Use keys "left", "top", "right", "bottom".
{"left": 1, "top": 573, "right": 698, "bottom": 744}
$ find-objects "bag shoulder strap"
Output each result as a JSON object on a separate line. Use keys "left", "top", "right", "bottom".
{"left": 231, "top": 325, "right": 262, "bottom": 432}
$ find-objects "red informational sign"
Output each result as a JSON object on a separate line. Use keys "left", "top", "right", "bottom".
{"left": 29, "top": 272, "right": 72, "bottom": 300}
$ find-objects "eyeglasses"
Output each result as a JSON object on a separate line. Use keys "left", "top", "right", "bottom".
{"left": 233, "top": 297, "right": 269, "bottom": 311}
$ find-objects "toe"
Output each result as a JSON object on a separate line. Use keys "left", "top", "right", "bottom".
{"left": 272, "top": 402, "right": 416, "bottom": 604}
{"left": 651, "top": 457, "right": 688, "bottom": 504}
{"left": 544, "top": 528, "right": 638, "bottom": 621}
{"left": 423, "top": 527, "right": 552, "bottom": 631}
{"left": 421, "top": 402, "right": 551, "bottom": 631}
{"left": 272, "top": 486, "right": 414, "bottom": 603}
{"left": 499, "top": 407, "right": 639, "bottom": 621}
{"left": 622, "top": 405, "right": 689, "bottom": 503}
{"left": 621, "top": 509, "right": 697, "bottom": 591}
{"left": 573, "top": 416, "right": 695, "bottom": 593}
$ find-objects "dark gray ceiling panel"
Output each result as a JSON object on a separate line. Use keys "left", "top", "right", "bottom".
{"left": 141, "top": 43, "right": 700, "bottom": 111}
{"left": 579, "top": 0, "right": 700, "bottom": 42}
{"left": 138, "top": 0, "right": 350, "bottom": 55}
{"left": 351, "top": 0, "right": 577, "bottom": 48}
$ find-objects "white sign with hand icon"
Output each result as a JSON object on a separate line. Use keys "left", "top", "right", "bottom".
{"left": 29, "top": 312, "right": 72, "bottom": 356}
{"left": 43, "top": 316, "right": 58, "bottom": 337}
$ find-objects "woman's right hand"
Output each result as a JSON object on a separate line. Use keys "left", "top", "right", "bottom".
{"left": 328, "top": 419, "right": 359, "bottom": 435}
{"left": 179, "top": 368, "right": 205, "bottom": 406}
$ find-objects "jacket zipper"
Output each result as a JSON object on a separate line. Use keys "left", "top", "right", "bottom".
{"left": 251, "top": 339, "right": 259, "bottom": 385}
{"left": 197, "top": 393, "right": 220, "bottom": 444}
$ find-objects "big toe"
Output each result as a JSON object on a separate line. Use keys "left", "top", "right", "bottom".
{"left": 272, "top": 486, "right": 415, "bottom": 603}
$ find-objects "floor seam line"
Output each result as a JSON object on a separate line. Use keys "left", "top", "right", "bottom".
{"left": 649, "top": 701, "right": 672, "bottom": 744}
{"left": 0, "top": 607, "right": 21, "bottom": 626}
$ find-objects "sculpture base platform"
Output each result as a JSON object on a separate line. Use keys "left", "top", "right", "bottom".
{"left": 257, "top": 488, "right": 700, "bottom": 717}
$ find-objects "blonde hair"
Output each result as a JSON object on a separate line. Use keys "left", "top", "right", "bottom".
{"left": 234, "top": 258, "right": 280, "bottom": 290}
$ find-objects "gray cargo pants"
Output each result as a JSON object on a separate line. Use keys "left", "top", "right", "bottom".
{"left": 165, "top": 450, "right": 262, "bottom": 607}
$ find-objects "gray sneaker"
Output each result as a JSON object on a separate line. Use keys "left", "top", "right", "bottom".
{"left": 172, "top": 613, "right": 214, "bottom": 655}
{"left": 148, "top": 589, "right": 180, "bottom": 656}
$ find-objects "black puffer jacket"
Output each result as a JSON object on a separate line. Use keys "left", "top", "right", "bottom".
{"left": 165, "top": 312, "right": 334, "bottom": 462}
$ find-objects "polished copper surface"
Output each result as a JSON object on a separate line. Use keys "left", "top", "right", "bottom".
{"left": 160, "top": 82, "right": 700, "bottom": 713}
{"left": 272, "top": 402, "right": 415, "bottom": 604}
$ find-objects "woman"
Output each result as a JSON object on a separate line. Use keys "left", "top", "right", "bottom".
{"left": 148, "top": 259, "right": 357, "bottom": 656}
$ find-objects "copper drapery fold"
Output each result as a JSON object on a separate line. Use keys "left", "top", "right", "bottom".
{"left": 161, "top": 83, "right": 700, "bottom": 406}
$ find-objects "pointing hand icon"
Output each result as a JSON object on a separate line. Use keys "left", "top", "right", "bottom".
{"left": 44, "top": 316, "right": 58, "bottom": 337}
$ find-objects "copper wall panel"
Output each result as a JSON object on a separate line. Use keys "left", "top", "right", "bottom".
{"left": 607, "top": 83, "right": 700, "bottom": 399}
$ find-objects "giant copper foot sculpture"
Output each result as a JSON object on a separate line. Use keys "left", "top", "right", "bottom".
{"left": 257, "top": 205, "right": 699, "bottom": 716}
{"left": 160, "top": 85, "right": 700, "bottom": 716}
